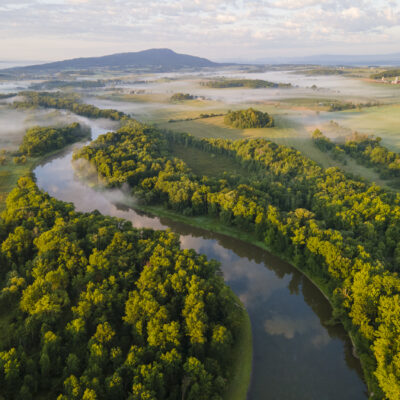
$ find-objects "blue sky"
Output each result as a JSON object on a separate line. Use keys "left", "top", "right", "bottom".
{"left": 1, "top": 0, "right": 399, "bottom": 61}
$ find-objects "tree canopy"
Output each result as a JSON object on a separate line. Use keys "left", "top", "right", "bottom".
{"left": 19, "top": 123, "right": 90, "bottom": 157}
{"left": 224, "top": 108, "right": 274, "bottom": 129}
{"left": 0, "top": 177, "right": 240, "bottom": 399}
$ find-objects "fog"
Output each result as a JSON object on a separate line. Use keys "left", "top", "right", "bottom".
{"left": 2, "top": 68, "right": 400, "bottom": 151}
{"left": 0, "top": 106, "right": 99, "bottom": 151}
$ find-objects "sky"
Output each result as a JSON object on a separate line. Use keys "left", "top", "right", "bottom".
{"left": 0, "top": 0, "right": 400, "bottom": 62}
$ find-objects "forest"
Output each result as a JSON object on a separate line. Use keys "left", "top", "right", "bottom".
{"left": 224, "top": 108, "right": 274, "bottom": 129}
{"left": 0, "top": 176, "right": 241, "bottom": 399}
{"left": 19, "top": 123, "right": 90, "bottom": 157}
{"left": 74, "top": 119, "right": 400, "bottom": 399}
{"left": 201, "top": 79, "right": 291, "bottom": 89}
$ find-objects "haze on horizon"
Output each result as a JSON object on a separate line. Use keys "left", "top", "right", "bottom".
{"left": 1, "top": 0, "right": 399, "bottom": 63}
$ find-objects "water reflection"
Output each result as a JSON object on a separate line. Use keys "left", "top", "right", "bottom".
{"left": 33, "top": 116, "right": 367, "bottom": 400}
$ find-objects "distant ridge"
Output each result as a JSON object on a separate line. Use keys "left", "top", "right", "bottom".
{"left": 2, "top": 48, "right": 219, "bottom": 73}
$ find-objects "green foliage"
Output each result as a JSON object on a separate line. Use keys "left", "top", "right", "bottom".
{"left": 19, "top": 123, "right": 90, "bottom": 156}
{"left": 224, "top": 108, "right": 274, "bottom": 129}
{"left": 75, "top": 119, "right": 400, "bottom": 399}
{"left": 0, "top": 176, "right": 239, "bottom": 399}
{"left": 328, "top": 102, "right": 357, "bottom": 112}
{"left": 311, "top": 129, "right": 346, "bottom": 163}
{"left": 12, "top": 156, "right": 26, "bottom": 165}
{"left": 170, "top": 93, "right": 194, "bottom": 102}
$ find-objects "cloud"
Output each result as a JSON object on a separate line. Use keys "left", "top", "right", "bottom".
{"left": 0, "top": 0, "right": 399, "bottom": 60}
{"left": 264, "top": 314, "right": 331, "bottom": 348}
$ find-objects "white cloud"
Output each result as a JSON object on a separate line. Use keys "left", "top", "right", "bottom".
{"left": 0, "top": 0, "right": 399, "bottom": 60}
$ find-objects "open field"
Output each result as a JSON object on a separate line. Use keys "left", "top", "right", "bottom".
{"left": 170, "top": 142, "right": 249, "bottom": 178}
{"left": 0, "top": 159, "right": 36, "bottom": 211}
{"left": 223, "top": 305, "right": 252, "bottom": 400}
{"left": 162, "top": 107, "right": 396, "bottom": 190}
{"left": 327, "top": 104, "right": 400, "bottom": 150}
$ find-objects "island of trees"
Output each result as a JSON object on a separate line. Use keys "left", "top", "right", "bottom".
{"left": 224, "top": 108, "right": 274, "bottom": 129}
{"left": 201, "top": 79, "right": 291, "bottom": 89}
{"left": 170, "top": 93, "right": 195, "bottom": 102}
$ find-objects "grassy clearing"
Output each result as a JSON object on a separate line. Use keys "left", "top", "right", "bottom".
{"left": 161, "top": 111, "right": 347, "bottom": 168}
{"left": 223, "top": 304, "right": 252, "bottom": 400}
{"left": 98, "top": 92, "right": 170, "bottom": 104}
{"left": 329, "top": 104, "right": 400, "bottom": 150}
{"left": 170, "top": 143, "right": 248, "bottom": 178}
{"left": 159, "top": 113, "right": 302, "bottom": 140}
{"left": 162, "top": 107, "right": 400, "bottom": 190}
{"left": 0, "top": 159, "right": 36, "bottom": 211}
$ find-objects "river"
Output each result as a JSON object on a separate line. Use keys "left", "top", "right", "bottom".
{"left": 33, "top": 115, "right": 367, "bottom": 400}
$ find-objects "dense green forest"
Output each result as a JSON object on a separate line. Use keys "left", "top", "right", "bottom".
{"left": 201, "top": 79, "right": 291, "bottom": 89}
{"left": 170, "top": 93, "right": 195, "bottom": 102}
{"left": 313, "top": 130, "right": 400, "bottom": 184}
{"left": 74, "top": 119, "right": 400, "bottom": 399}
{"left": 19, "top": 123, "right": 90, "bottom": 157}
{"left": 0, "top": 176, "right": 241, "bottom": 399}
{"left": 224, "top": 108, "right": 274, "bottom": 129}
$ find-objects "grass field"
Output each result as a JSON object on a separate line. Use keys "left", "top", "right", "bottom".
{"left": 0, "top": 159, "right": 36, "bottom": 211}
{"left": 329, "top": 104, "right": 400, "bottom": 150}
{"left": 170, "top": 143, "right": 249, "bottom": 178}
{"left": 160, "top": 103, "right": 400, "bottom": 190}
{"left": 223, "top": 304, "right": 252, "bottom": 400}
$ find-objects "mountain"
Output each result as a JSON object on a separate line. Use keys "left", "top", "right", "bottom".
{"left": 1, "top": 48, "right": 219, "bottom": 73}
{"left": 251, "top": 52, "right": 400, "bottom": 66}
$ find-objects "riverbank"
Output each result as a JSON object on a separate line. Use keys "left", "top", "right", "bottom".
{"left": 223, "top": 297, "right": 252, "bottom": 400}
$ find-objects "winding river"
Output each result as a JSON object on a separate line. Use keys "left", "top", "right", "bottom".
{"left": 34, "top": 116, "right": 367, "bottom": 399}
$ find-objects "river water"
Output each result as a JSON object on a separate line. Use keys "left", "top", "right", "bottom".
{"left": 33, "top": 116, "right": 367, "bottom": 399}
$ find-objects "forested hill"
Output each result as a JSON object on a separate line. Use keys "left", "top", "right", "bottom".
{"left": 2, "top": 49, "right": 219, "bottom": 73}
